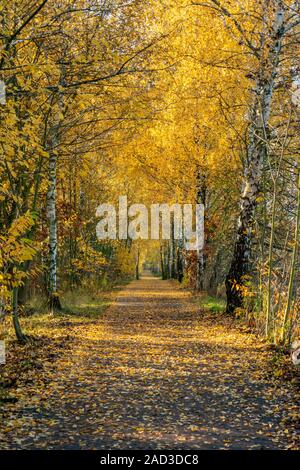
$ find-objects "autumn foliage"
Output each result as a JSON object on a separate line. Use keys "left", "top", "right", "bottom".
{"left": 0, "top": 1, "right": 299, "bottom": 346}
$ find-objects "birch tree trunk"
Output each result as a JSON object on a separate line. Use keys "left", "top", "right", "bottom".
{"left": 46, "top": 76, "right": 66, "bottom": 310}
{"left": 170, "top": 214, "right": 176, "bottom": 278}
{"left": 225, "top": 1, "right": 285, "bottom": 313}
{"left": 196, "top": 168, "right": 206, "bottom": 290}
{"left": 165, "top": 242, "right": 170, "bottom": 279}
{"left": 46, "top": 57, "right": 68, "bottom": 311}
{"left": 176, "top": 238, "right": 184, "bottom": 282}
{"left": 47, "top": 142, "right": 61, "bottom": 311}
{"left": 135, "top": 246, "right": 140, "bottom": 280}
{"left": 160, "top": 244, "right": 165, "bottom": 279}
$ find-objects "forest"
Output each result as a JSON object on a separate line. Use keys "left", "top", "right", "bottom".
{"left": 0, "top": 0, "right": 299, "bottom": 452}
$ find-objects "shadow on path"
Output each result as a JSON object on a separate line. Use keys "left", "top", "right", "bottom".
{"left": 0, "top": 276, "right": 293, "bottom": 449}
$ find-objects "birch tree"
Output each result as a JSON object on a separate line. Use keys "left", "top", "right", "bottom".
{"left": 193, "top": 0, "right": 299, "bottom": 313}
{"left": 225, "top": 0, "right": 300, "bottom": 314}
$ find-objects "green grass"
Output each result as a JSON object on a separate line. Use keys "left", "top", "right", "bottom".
{"left": 27, "top": 292, "right": 110, "bottom": 319}
{"left": 27, "top": 278, "right": 133, "bottom": 320}
{"left": 197, "top": 295, "right": 226, "bottom": 313}
{"left": 61, "top": 291, "right": 111, "bottom": 318}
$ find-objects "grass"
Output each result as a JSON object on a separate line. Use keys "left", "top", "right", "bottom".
{"left": 0, "top": 281, "right": 128, "bottom": 344}
{"left": 0, "top": 283, "right": 123, "bottom": 404}
{"left": 196, "top": 294, "right": 226, "bottom": 313}
{"left": 26, "top": 277, "right": 133, "bottom": 320}
{"left": 61, "top": 290, "right": 111, "bottom": 318}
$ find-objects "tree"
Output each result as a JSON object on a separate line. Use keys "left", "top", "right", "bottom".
{"left": 192, "top": 0, "right": 299, "bottom": 314}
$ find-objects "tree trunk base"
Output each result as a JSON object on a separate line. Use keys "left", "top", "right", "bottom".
{"left": 225, "top": 275, "right": 243, "bottom": 315}
{"left": 48, "top": 294, "right": 62, "bottom": 312}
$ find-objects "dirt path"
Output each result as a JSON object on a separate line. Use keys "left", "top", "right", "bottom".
{"left": 0, "top": 276, "right": 295, "bottom": 449}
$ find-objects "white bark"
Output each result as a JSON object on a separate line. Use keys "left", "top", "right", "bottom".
{"left": 47, "top": 145, "right": 59, "bottom": 299}
{"left": 226, "top": 1, "right": 286, "bottom": 312}
{"left": 196, "top": 167, "right": 206, "bottom": 290}
{"left": 46, "top": 74, "right": 65, "bottom": 308}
